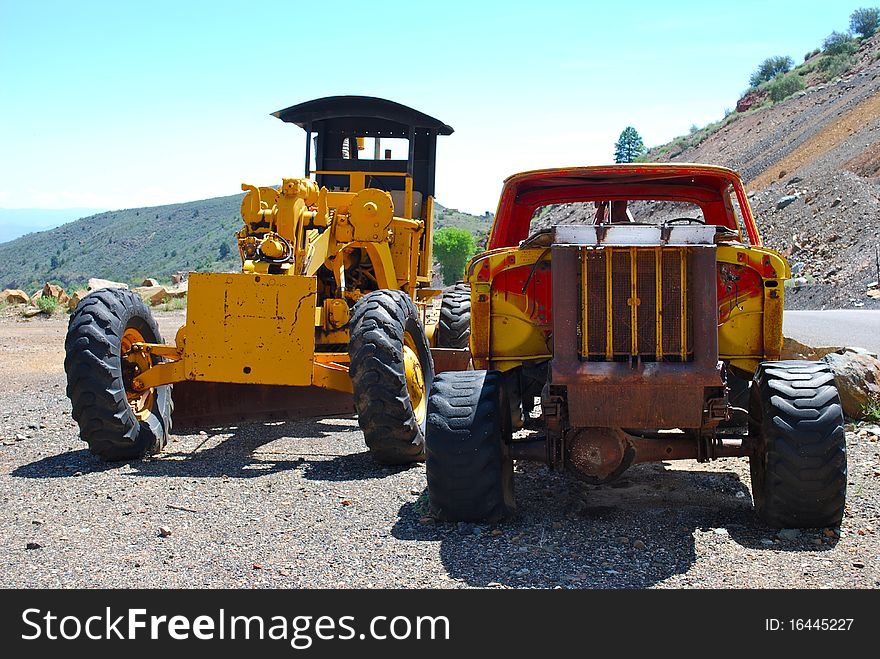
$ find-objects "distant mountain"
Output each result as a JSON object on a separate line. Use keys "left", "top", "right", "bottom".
{"left": 0, "top": 208, "right": 106, "bottom": 243}
{"left": 0, "top": 194, "right": 491, "bottom": 294}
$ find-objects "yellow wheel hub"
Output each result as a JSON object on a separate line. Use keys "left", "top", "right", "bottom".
{"left": 121, "top": 327, "right": 155, "bottom": 420}
{"left": 402, "top": 334, "right": 426, "bottom": 425}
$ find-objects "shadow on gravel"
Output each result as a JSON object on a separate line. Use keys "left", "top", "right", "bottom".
{"left": 11, "top": 448, "right": 118, "bottom": 478}
{"left": 391, "top": 461, "right": 836, "bottom": 588}
{"left": 12, "top": 417, "right": 413, "bottom": 482}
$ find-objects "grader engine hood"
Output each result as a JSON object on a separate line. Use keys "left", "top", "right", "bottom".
{"left": 549, "top": 224, "right": 723, "bottom": 429}
{"left": 184, "top": 272, "right": 317, "bottom": 386}
{"left": 169, "top": 272, "right": 355, "bottom": 429}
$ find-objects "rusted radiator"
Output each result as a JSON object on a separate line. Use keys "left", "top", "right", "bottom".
{"left": 580, "top": 247, "right": 693, "bottom": 362}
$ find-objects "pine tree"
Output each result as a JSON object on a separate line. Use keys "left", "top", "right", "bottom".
{"left": 614, "top": 127, "right": 646, "bottom": 163}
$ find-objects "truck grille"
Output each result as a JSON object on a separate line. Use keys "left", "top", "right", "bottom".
{"left": 580, "top": 247, "right": 693, "bottom": 362}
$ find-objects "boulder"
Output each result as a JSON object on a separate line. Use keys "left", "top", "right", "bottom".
{"left": 149, "top": 288, "right": 172, "bottom": 305}
{"left": 40, "top": 282, "right": 69, "bottom": 305}
{"left": 165, "top": 283, "right": 187, "bottom": 298}
{"left": 781, "top": 336, "right": 841, "bottom": 361}
{"left": 132, "top": 285, "right": 187, "bottom": 306}
{"left": 30, "top": 290, "right": 42, "bottom": 305}
{"left": 141, "top": 278, "right": 160, "bottom": 287}
{"left": 132, "top": 285, "right": 167, "bottom": 304}
{"left": 776, "top": 194, "right": 798, "bottom": 210}
{"left": 67, "top": 290, "right": 88, "bottom": 311}
{"left": 0, "top": 289, "right": 30, "bottom": 305}
{"left": 87, "top": 278, "right": 128, "bottom": 292}
{"left": 822, "top": 349, "right": 880, "bottom": 420}
{"left": 21, "top": 306, "right": 43, "bottom": 318}
{"left": 736, "top": 88, "right": 766, "bottom": 112}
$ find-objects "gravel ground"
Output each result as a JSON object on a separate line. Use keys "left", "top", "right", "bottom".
{"left": 1, "top": 309, "right": 878, "bottom": 589}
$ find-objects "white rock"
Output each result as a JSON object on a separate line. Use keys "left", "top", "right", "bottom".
{"left": 88, "top": 278, "right": 128, "bottom": 292}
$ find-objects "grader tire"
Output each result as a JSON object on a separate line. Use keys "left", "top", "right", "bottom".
{"left": 749, "top": 360, "right": 847, "bottom": 528}
{"left": 64, "top": 288, "right": 173, "bottom": 461}
{"left": 425, "top": 370, "right": 514, "bottom": 522}
{"left": 436, "top": 283, "right": 471, "bottom": 349}
{"left": 348, "top": 290, "right": 434, "bottom": 465}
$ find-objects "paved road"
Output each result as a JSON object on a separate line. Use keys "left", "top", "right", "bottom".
{"left": 783, "top": 310, "right": 880, "bottom": 353}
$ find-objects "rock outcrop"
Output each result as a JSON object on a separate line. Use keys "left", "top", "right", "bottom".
{"left": 87, "top": 278, "right": 128, "bottom": 292}
{"left": 0, "top": 289, "right": 29, "bottom": 305}
{"left": 822, "top": 348, "right": 880, "bottom": 420}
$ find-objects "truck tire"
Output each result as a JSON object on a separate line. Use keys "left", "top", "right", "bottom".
{"left": 64, "top": 288, "right": 173, "bottom": 461}
{"left": 425, "top": 370, "right": 514, "bottom": 522}
{"left": 349, "top": 290, "right": 434, "bottom": 464}
{"left": 748, "top": 360, "right": 847, "bottom": 528}
{"left": 436, "top": 283, "right": 470, "bottom": 349}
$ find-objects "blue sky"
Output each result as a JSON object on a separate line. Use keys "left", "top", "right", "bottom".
{"left": 0, "top": 0, "right": 859, "bottom": 216}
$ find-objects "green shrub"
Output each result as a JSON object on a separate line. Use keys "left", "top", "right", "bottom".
{"left": 433, "top": 227, "right": 477, "bottom": 286}
{"left": 862, "top": 396, "right": 880, "bottom": 422}
{"left": 157, "top": 295, "right": 187, "bottom": 312}
{"left": 767, "top": 73, "right": 804, "bottom": 102}
{"left": 823, "top": 31, "right": 858, "bottom": 56}
{"left": 850, "top": 7, "right": 880, "bottom": 38}
{"left": 819, "top": 53, "right": 854, "bottom": 79}
{"left": 804, "top": 48, "right": 821, "bottom": 61}
{"left": 749, "top": 55, "right": 794, "bottom": 88}
{"left": 36, "top": 296, "right": 58, "bottom": 314}
{"left": 796, "top": 61, "right": 817, "bottom": 76}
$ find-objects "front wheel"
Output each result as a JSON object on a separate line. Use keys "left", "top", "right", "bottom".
{"left": 425, "top": 370, "right": 514, "bottom": 522}
{"left": 64, "top": 289, "right": 173, "bottom": 461}
{"left": 348, "top": 290, "right": 434, "bottom": 464}
{"left": 749, "top": 360, "right": 847, "bottom": 528}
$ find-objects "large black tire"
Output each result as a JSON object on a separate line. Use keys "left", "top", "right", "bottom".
{"left": 435, "top": 283, "right": 471, "bottom": 349}
{"left": 425, "top": 370, "right": 514, "bottom": 522}
{"left": 348, "top": 289, "right": 434, "bottom": 465}
{"left": 749, "top": 360, "right": 847, "bottom": 528}
{"left": 65, "top": 288, "right": 173, "bottom": 461}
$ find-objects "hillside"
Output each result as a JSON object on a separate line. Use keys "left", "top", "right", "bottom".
{"left": 434, "top": 202, "right": 493, "bottom": 236}
{"left": 0, "top": 195, "right": 244, "bottom": 292}
{"left": 538, "top": 31, "right": 880, "bottom": 310}
{"left": 0, "top": 194, "right": 491, "bottom": 293}
{"left": 647, "top": 31, "right": 880, "bottom": 310}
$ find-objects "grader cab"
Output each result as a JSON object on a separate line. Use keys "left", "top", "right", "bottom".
{"left": 65, "top": 96, "right": 471, "bottom": 465}
{"left": 425, "top": 165, "right": 847, "bottom": 529}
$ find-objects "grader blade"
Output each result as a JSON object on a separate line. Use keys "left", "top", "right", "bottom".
{"left": 171, "top": 347, "right": 467, "bottom": 429}
{"left": 171, "top": 381, "right": 353, "bottom": 430}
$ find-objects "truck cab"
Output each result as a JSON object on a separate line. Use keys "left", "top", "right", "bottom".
{"left": 424, "top": 164, "right": 846, "bottom": 530}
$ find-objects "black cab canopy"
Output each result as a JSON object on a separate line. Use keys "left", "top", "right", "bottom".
{"left": 273, "top": 96, "right": 452, "bottom": 199}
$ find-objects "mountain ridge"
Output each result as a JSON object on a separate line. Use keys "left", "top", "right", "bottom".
{"left": 0, "top": 193, "right": 492, "bottom": 293}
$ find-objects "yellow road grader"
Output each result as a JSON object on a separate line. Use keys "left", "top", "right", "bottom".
{"left": 64, "top": 96, "right": 470, "bottom": 464}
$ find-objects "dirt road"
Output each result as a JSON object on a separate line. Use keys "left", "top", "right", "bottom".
{"left": 1, "top": 310, "right": 877, "bottom": 588}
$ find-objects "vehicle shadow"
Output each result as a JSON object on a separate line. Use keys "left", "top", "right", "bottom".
{"left": 391, "top": 461, "right": 838, "bottom": 588}
{"left": 11, "top": 416, "right": 416, "bottom": 482}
